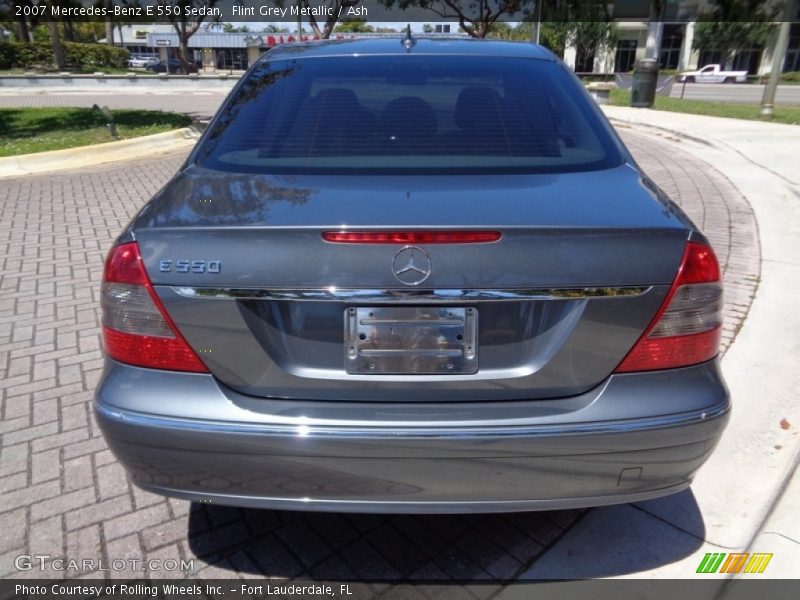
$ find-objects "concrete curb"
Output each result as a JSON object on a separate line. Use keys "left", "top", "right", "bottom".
{"left": 602, "top": 107, "right": 800, "bottom": 192}
{"left": 0, "top": 125, "right": 202, "bottom": 179}
{"left": 607, "top": 115, "right": 714, "bottom": 147}
{"left": 0, "top": 74, "right": 241, "bottom": 90}
{"left": 498, "top": 107, "right": 800, "bottom": 582}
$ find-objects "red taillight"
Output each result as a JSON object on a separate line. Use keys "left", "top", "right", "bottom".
{"left": 615, "top": 242, "right": 723, "bottom": 373}
{"left": 101, "top": 242, "right": 208, "bottom": 373}
{"left": 322, "top": 231, "right": 502, "bottom": 244}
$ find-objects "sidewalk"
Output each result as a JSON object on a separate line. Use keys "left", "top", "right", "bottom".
{"left": 603, "top": 107, "right": 800, "bottom": 189}
{"left": 506, "top": 108, "right": 800, "bottom": 582}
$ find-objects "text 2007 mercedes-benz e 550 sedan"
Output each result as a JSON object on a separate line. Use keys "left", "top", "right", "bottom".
{"left": 95, "top": 38, "right": 730, "bottom": 513}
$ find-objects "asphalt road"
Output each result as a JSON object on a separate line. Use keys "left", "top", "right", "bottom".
{"left": 0, "top": 90, "right": 227, "bottom": 121}
{"left": 1, "top": 82, "right": 799, "bottom": 126}
{"left": 668, "top": 82, "right": 800, "bottom": 105}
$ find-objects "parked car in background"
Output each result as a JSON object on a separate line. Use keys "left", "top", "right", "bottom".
{"left": 96, "top": 37, "right": 730, "bottom": 514}
{"left": 680, "top": 64, "right": 748, "bottom": 83}
{"left": 146, "top": 59, "right": 198, "bottom": 74}
{"left": 127, "top": 55, "right": 159, "bottom": 69}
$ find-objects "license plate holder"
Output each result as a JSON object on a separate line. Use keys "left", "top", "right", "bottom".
{"left": 345, "top": 306, "right": 478, "bottom": 375}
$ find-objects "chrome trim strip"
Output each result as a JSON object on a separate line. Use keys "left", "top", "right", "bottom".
{"left": 170, "top": 286, "right": 652, "bottom": 302}
{"left": 95, "top": 401, "right": 728, "bottom": 440}
{"left": 139, "top": 481, "right": 692, "bottom": 514}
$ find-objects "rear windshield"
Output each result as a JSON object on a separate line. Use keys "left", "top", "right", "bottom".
{"left": 197, "top": 54, "right": 623, "bottom": 174}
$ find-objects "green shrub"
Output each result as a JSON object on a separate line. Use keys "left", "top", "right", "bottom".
{"left": 0, "top": 44, "right": 14, "bottom": 69}
{"left": 64, "top": 42, "right": 130, "bottom": 68}
{"left": 0, "top": 42, "right": 52, "bottom": 68}
{"left": 0, "top": 42, "right": 130, "bottom": 70}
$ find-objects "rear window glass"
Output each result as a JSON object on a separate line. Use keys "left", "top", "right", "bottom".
{"left": 197, "top": 54, "right": 623, "bottom": 174}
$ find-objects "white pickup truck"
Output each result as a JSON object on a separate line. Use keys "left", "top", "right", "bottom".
{"left": 680, "top": 64, "right": 748, "bottom": 83}
{"left": 128, "top": 55, "right": 159, "bottom": 69}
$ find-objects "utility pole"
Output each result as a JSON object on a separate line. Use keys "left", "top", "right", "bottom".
{"left": 531, "top": 0, "right": 543, "bottom": 45}
{"left": 760, "top": 0, "right": 795, "bottom": 119}
{"left": 297, "top": 0, "right": 302, "bottom": 38}
{"left": 644, "top": 1, "right": 664, "bottom": 61}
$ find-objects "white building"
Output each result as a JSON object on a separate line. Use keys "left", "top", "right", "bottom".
{"left": 104, "top": 1, "right": 800, "bottom": 77}
{"left": 563, "top": 0, "right": 799, "bottom": 76}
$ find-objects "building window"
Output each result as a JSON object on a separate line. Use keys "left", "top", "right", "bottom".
{"left": 659, "top": 24, "right": 683, "bottom": 70}
{"left": 698, "top": 50, "right": 724, "bottom": 67}
{"left": 615, "top": 40, "right": 637, "bottom": 72}
{"left": 127, "top": 45, "right": 156, "bottom": 55}
{"left": 732, "top": 48, "right": 762, "bottom": 74}
{"left": 785, "top": 24, "right": 800, "bottom": 73}
{"left": 575, "top": 48, "right": 596, "bottom": 73}
{"left": 697, "top": 47, "right": 762, "bottom": 73}
{"left": 216, "top": 48, "right": 248, "bottom": 70}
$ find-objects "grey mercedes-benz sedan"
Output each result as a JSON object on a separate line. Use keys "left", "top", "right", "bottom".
{"left": 95, "top": 38, "right": 729, "bottom": 513}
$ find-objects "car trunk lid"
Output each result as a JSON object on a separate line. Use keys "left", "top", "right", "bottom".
{"left": 132, "top": 165, "right": 690, "bottom": 401}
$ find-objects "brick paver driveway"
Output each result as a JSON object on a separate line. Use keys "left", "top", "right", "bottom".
{"left": 0, "top": 130, "right": 759, "bottom": 583}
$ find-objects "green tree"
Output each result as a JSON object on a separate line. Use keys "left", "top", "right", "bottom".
{"left": 46, "top": 19, "right": 65, "bottom": 69}
{"left": 56, "top": 0, "right": 86, "bottom": 42}
{"left": 334, "top": 19, "right": 375, "bottom": 33}
{"left": 275, "top": 1, "right": 364, "bottom": 39}
{"left": 381, "top": 1, "right": 528, "bottom": 38}
{"left": 692, "top": 1, "right": 782, "bottom": 67}
{"left": 25, "top": 1, "right": 67, "bottom": 68}
{"left": 104, "top": 0, "right": 114, "bottom": 46}
{"left": 223, "top": 23, "right": 251, "bottom": 33}
{"left": 487, "top": 21, "right": 533, "bottom": 41}
{"left": 99, "top": 0, "right": 148, "bottom": 48}
{"left": 4, "top": 0, "right": 35, "bottom": 42}
{"left": 486, "top": 21, "right": 512, "bottom": 39}
{"left": 156, "top": 0, "right": 220, "bottom": 73}
{"left": 535, "top": 1, "right": 617, "bottom": 68}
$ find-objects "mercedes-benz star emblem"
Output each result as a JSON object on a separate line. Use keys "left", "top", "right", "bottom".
{"left": 392, "top": 246, "right": 432, "bottom": 286}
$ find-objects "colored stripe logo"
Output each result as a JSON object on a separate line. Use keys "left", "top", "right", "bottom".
{"left": 696, "top": 553, "right": 773, "bottom": 574}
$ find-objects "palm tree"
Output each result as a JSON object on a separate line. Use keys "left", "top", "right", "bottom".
{"left": 47, "top": 19, "right": 65, "bottom": 70}
{"left": 105, "top": 0, "right": 114, "bottom": 46}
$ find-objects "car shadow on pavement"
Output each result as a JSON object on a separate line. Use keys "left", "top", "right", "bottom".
{"left": 515, "top": 489, "right": 707, "bottom": 579}
{"left": 186, "top": 491, "right": 704, "bottom": 580}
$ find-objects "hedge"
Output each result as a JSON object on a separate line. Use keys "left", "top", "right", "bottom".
{"left": 0, "top": 42, "right": 130, "bottom": 70}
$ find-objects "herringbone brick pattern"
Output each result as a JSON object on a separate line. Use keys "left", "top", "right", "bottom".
{"left": 622, "top": 131, "right": 760, "bottom": 351}
{"left": 0, "top": 130, "right": 759, "bottom": 582}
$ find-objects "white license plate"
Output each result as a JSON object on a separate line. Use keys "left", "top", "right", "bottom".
{"left": 344, "top": 306, "right": 478, "bottom": 375}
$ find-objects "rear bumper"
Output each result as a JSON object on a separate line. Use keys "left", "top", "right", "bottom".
{"left": 95, "top": 359, "right": 729, "bottom": 513}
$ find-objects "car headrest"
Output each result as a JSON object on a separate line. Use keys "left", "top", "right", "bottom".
{"left": 455, "top": 86, "right": 503, "bottom": 130}
{"left": 314, "top": 88, "right": 361, "bottom": 112}
{"left": 381, "top": 96, "right": 437, "bottom": 138}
